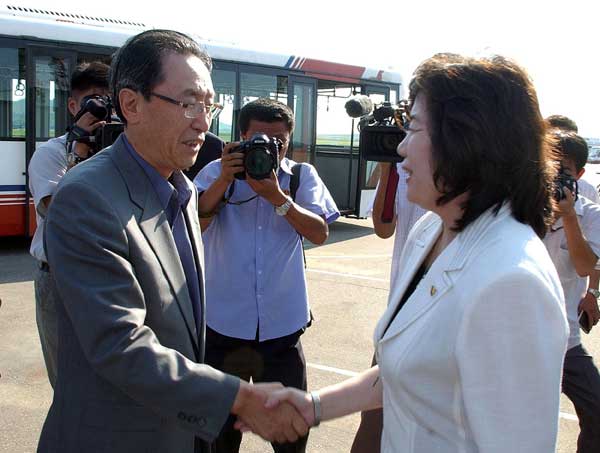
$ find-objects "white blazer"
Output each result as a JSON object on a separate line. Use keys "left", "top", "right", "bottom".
{"left": 374, "top": 203, "right": 568, "bottom": 453}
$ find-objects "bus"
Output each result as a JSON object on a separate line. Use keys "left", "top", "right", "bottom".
{"left": 0, "top": 4, "right": 403, "bottom": 237}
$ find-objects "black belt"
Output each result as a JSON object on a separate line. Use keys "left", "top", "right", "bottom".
{"left": 39, "top": 261, "right": 50, "bottom": 272}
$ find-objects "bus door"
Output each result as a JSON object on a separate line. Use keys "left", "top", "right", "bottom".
{"left": 288, "top": 76, "right": 316, "bottom": 164}
{"left": 25, "top": 48, "right": 75, "bottom": 236}
{"left": 355, "top": 85, "right": 390, "bottom": 217}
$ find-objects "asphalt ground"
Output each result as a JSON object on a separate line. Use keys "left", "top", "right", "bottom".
{"left": 1, "top": 216, "right": 598, "bottom": 452}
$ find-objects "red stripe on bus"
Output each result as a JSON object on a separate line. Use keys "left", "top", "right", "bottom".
{"left": 298, "top": 59, "right": 366, "bottom": 79}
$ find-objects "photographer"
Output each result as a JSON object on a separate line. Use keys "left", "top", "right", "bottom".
{"left": 194, "top": 98, "right": 339, "bottom": 453}
{"left": 27, "top": 61, "right": 109, "bottom": 388}
{"left": 543, "top": 130, "right": 600, "bottom": 452}
{"left": 546, "top": 114, "right": 600, "bottom": 203}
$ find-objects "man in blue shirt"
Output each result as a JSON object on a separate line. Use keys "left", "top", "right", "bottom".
{"left": 194, "top": 98, "right": 339, "bottom": 453}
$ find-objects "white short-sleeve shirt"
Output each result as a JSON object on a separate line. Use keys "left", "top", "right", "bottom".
{"left": 28, "top": 134, "right": 68, "bottom": 262}
{"left": 543, "top": 195, "right": 600, "bottom": 349}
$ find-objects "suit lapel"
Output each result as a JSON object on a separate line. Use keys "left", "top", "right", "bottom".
{"left": 376, "top": 217, "right": 443, "bottom": 341}
{"left": 111, "top": 137, "right": 199, "bottom": 352}
{"left": 376, "top": 203, "right": 514, "bottom": 344}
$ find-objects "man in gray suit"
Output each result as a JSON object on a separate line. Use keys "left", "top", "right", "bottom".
{"left": 39, "top": 29, "right": 307, "bottom": 453}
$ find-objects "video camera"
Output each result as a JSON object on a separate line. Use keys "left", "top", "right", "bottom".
{"left": 553, "top": 167, "right": 579, "bottom": 202}
{"left": 344, "top": 95, "right": 409, "bottom": 162}
{"left": 67, "top": 95, "right": 124, "bottom": 157}
{"left": 233, "top": 133, "right": 282, "bottom": 180}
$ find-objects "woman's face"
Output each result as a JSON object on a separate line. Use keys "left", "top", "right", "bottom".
{"left": 397, "top": 94, "right": 441, "bottom": 211}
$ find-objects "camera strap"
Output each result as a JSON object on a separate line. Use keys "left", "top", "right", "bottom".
{"left": 223, "top": 181, "right": 258, "bottom": 205}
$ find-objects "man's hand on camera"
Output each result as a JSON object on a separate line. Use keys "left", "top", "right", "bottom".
{"left": 555, "top": 186, "right": 577, "bottom": 220}
{"left": 73, "top": 112, "right": 106, "bottom": 158}
{"left": 218, "top": 142, "right": 245, "bottom": 183}
{"left": 579, "top": 292, "right": 600, "bottom": 328}
{"left": 246, "top": 171, "right": 287, "bottom": 207}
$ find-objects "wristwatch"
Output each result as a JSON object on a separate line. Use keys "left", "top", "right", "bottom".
{"left": 587, "top": 288, "right": 600, "bottom": 299}
{"left": 275, "top": 196, "right": 293, "bottom": 216}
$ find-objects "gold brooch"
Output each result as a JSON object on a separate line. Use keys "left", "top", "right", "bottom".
{"left": 430, "top": 286, "right": 437, "bottom": 296}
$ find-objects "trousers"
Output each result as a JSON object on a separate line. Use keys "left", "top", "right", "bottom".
{"left": 204, "top": 327, "right": 308, "bottom": 453}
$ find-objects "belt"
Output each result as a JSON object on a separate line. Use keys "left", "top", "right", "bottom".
{"left": 39, "top": 261, "right": 50, "bottom": 272}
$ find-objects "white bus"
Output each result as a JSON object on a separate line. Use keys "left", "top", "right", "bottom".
{"left": 0, "top": 4, "right": 403, "bottom": 237}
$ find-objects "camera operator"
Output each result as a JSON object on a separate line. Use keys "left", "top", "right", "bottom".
{"left": 27, "top": 61, "right": 110, "bottom": 388}
{"left": 194, "top": 98, "right": 339, "bottom": 453}
{"left": 546, "top": 114, "right": 600, "bottom": 203}
{"left": 543, "top": 130, "right": 600, "bottom": 452}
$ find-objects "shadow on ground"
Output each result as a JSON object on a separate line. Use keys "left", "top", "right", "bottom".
{"left": 305, "top": 218, "right": 374, "bottom": 250}
{"left": 0, "top": 237, "right": 35, "bottom": 284}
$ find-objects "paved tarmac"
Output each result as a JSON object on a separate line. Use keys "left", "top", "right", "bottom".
{"left": 0, "top": 217, "right": 598, "bottom": 452}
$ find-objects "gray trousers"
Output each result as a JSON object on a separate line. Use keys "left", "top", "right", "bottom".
{"left": 34, "top": 264, "right": 58, "bottom": 388}
{"left": 563, "top": 343, "right": 600, "bottom": 453}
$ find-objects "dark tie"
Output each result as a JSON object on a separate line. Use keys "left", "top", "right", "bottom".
{"left": 169, "top": 192, "right": 202, "bottom": 335}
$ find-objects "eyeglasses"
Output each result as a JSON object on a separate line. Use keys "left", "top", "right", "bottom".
{"left": 150, "top": 92, "right": 223, "bottom": 120}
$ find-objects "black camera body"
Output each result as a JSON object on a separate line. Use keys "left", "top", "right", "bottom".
{"left": 69, "top": 95, "right": 124, "bottom": 154}
{"left": 358, "top": 101, "right": 408, "bottom": 162}
{"left": 553, "top": 169, "right": 579, "bottom": 202}
{"left": 234, "top": 133, "right": 281, "bottom": 180}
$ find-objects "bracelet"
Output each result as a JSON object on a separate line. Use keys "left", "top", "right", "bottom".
{"left": 310, "top": 391, "right": 321, "bottom": 427}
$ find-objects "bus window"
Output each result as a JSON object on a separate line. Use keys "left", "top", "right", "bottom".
{"left": 212, "top": 68, "right": 236, "bottom": 142}
{"left": 316, "top": 86, "right": 355, "bottom": 149}
{"left": 240, "top": 72, "right": 287, "bottom": 106}
{"left": 291, "top": 81, "right": 315, "bottom": 163}
{"left": 34, "top": 56, "right": 70, "bottom": 139}
{"left": 0, "top": 47, "right": 26, "bottom": 139}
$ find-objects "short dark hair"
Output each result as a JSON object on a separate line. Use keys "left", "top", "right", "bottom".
{"left": 408, "top": 53, "right": 556, "bottom": 238}
{"left": 546, "top": 115, "right": 578, "bottom": 133}
{"left": 70, "top": 61, "right": 110, "bottom": 95}
{"left": 238, "top": 98, "right": 295, "bottom": 135}
{"left": 110, "top": 29, "right": 212, "bottom": 124}
{"left": 552, "top": 130, "right": 588, "bottom": 172}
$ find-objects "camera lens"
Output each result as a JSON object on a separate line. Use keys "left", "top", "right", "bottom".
{"left": 246, "top": 147, "right": 274, "bottom": 179}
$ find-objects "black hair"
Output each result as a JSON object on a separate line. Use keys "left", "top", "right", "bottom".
{"left": 70, "top": 61, "right": 110, "bottom": 94}
{"left": 546, "top": 115, "right": 578, "bottom": 133}
{"left": 110, "top": 29, "right": 212, "bottom": 125}
{"left": 238, "top": 98, "right": 295, "bottom": 134}
{"left": 553, "top": 130, "right": 589, "bottom": 172}
{"left": 408, "top": 53, "right": 556, "bottom": 238}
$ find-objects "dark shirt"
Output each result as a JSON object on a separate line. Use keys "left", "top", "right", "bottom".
{"left": 123, "top": 135, "right": 202, "bottom": 333}
{"left": 183, "top": 131, "right": 224, "bottom": 181}
{"left": 383, "top": 263, "right": 428, "bottom": 336}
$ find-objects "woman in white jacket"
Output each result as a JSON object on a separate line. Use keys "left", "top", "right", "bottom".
{"left": 244, "top": 54, "right": 569, "bottom": 453}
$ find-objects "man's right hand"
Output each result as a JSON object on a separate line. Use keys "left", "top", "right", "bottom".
{"left": 218, "top": 142, "right": 245, "bottom": 183}
{"left": 231, "top": 381, "right": 309, "bottom": 444}
{"left": 72, "top": 112, "right": 106, "bottom": 159}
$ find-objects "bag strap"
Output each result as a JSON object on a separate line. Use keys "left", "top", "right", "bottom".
{"left": 290, "top": 163, "right": 303, "bottom": 201}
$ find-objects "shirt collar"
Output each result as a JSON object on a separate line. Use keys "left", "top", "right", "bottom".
{"left": 279, "top": 157, "right": 293, "bottom": 176}
{"left": 123, "top": 135, "right": 191, "bottom": 212}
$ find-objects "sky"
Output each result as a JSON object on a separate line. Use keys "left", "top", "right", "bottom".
{"left": 20, "top": 0, "right": 600, "bottom": 138}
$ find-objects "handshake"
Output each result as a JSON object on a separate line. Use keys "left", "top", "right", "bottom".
{"left": 231, "top": 381, "right": 320, "bottom": 444}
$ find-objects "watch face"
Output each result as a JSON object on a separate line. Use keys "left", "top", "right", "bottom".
{"left": 589, "top": 288, "right": 600, "bottom": 298}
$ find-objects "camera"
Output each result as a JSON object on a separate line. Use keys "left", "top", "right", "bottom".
{"left": 68, "top": 95, "right": 124, "bottom": 155}
{"left": 234, "top": 133, "right": 281, "bottom": 180}
{"left": 553, "top": 168, "right": 578, "bottom": 202}
{"left": 345, "top": 95, "right": 408, "bottom": 162}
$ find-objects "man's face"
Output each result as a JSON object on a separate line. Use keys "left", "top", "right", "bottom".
{"left": 68, "top": 87, "right": 110, "bottom": 117}
{"left": 138, "top": 52, "right": 214, "bottom": 177}
{"left": 561, "top": 158, "right": 585, "bottom": 180}
{"left": 241, "top": 120, "right": 291, "bottom": 162}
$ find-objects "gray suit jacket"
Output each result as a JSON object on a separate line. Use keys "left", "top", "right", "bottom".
{"left": 39, "top": 135, "right": 239, "bottom": 453}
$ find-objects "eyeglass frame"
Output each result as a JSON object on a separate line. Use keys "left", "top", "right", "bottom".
{"left": 150, "top": 92, "right": 223, "bottom": 119}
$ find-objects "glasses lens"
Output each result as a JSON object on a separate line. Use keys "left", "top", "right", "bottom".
{"left": 184, "top": 102, "right": 224, "bottom": 119}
